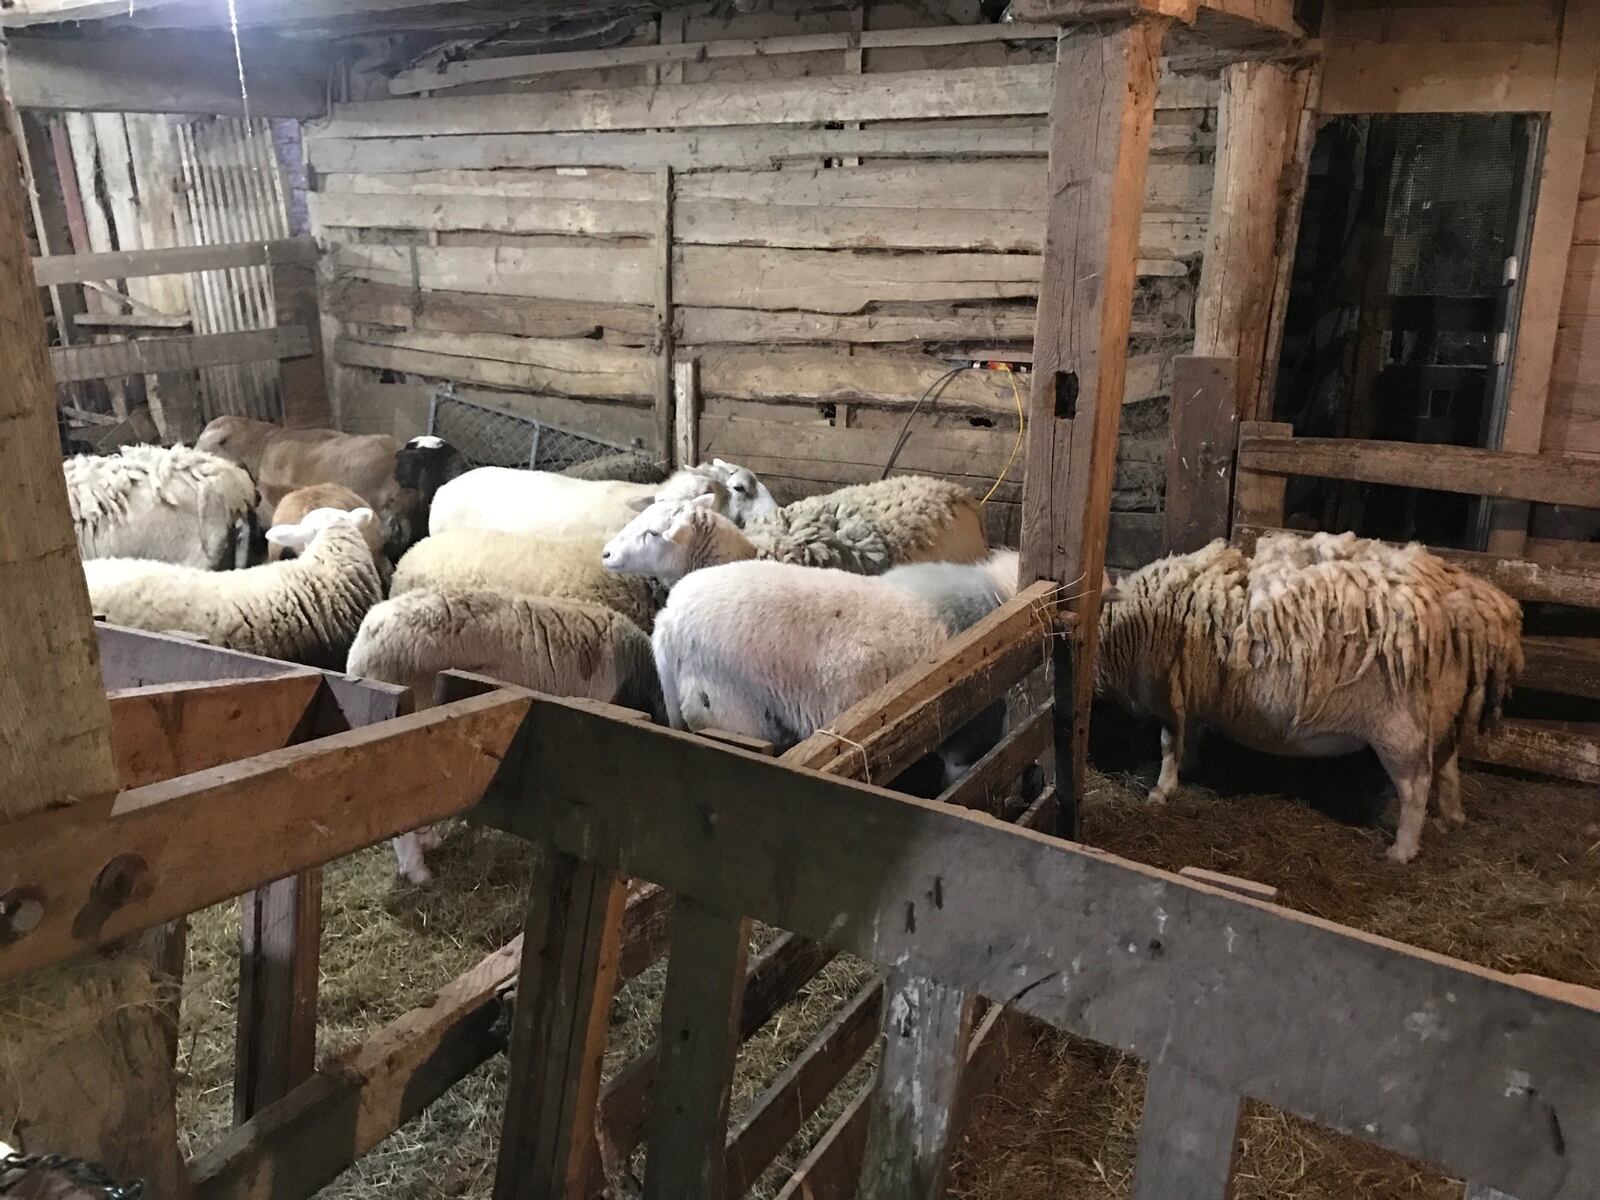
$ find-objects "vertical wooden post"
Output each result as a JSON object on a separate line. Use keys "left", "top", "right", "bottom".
{"left": 1019, "top": 18, "right": 1167, "bottom": 840}
{"left": 857, "top": 975, "right": 974, "bottom": 1199}
{"left": 273, "top": 250, "right": 331, "bottom": 428}
{"left": 1230, "top": 419, "right": 1293, "bottom": 536}
{"left": 642, "top": 902, "right": 751, "bottom": 1200}
{"left": 653, "top": 167, "right": 676, "bottom": 465}
{"left": 1165, "top": 355, "right": 1240, "bottom": 555}
{"left": 674, "top": 356, "right": 700, "bottom": 469}
{"left": 495, "top": 847, "right": 628, "bottom": 1200}
{"left": 1130, "top": 1066, "right": 1243, "bottom": 1200}
{"left": 1492, "top": 0, "right": 1600, "bottom": 554}
{"left": 1194, "top": 60, "right": 1316, "bottom": 422}
{"left": 0, "top": 101, "right": 187, "bottom": 1197}
{"left": 234, "top": 871, "right": 324, "bottom": 1123}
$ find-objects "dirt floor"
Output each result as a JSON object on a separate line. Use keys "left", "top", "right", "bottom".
{"left": 175, "top": 743, "right": 1600, "bottom": 1200}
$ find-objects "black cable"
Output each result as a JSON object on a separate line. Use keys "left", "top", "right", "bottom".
{"left": 879, "top": 364, "right": 978, "bottom": 480}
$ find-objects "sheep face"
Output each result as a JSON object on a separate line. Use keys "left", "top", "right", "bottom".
{"left": 601, "top": 494, "right": 716, "bottom": 580}
{"left": 266, "top": 505, "right": 378, "bottom": 557}
{"left": 708, "top": 458, "right": 779, "bottom": 524}
{"left": 395, "top": 435, "right": 468, "bottom": 503}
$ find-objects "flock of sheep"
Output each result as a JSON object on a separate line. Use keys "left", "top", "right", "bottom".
{"left": 65, "top": 414, "right": 1524, "bottom": 876}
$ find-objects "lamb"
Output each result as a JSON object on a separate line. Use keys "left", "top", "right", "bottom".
{"left": 427, "top": 459, "right": 777, "bottom": 542}
{"left": 269, "top": 483, "right": 388, "bottom": 575}
{"left": 1095, "top": 533, "right": 1523, "bottom": 863}
{"left": 195, "top": 417, "right": 466, "bottom": 559}
{"left": 66, "top": 443, "right": 257, "bottom": 570}
{"left": 347, "top": 588, "right": 664, "bottom": 883}
{"left": 391, "top": 529, "right": 661, "bottom": 632}
{"left": 83, "top": 506, "right": 384, "bottom": 670}
{"left": 601, "top": 475, "right": 989, "bottom": 583}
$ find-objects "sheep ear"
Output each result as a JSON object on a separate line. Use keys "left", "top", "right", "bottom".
{"left": 664, "top": 516, "right": 697, "bottom": 545}
{"left": 265, "top": 523, "right": 312, "bottom": 553}
{"left": 690, "top": 490, "right": 719, "bottom": 509}
{"left": 350, "top": 506, "right": 377, "bottom": 531}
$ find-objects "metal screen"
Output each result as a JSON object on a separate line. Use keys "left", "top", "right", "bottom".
{"left": 427, "top": 387, "right": 636, "bottom": 472}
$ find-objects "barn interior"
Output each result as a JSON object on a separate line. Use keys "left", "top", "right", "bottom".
{"left": 2, "top": 2, "right": 1599, "bottom": 1200}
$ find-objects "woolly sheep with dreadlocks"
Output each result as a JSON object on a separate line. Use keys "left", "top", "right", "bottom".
{"left": 1096, "top": 532, "right": 1523, "bottom": 863}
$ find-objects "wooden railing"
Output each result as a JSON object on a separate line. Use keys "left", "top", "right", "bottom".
{"left": 1232, "top": 421, "right": 1600, "bottom": 786}
{"left": 34, "top": 235, "right": 328, "bottom": 439}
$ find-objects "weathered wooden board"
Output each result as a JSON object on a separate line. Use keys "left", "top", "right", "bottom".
{"left": 1322, "top": 40, "right": 1559, "bottom": 114}
{"left": 678, "top": 303, "right": 1049, "bottom": 346}
{"left": 1465, "top": 720, "right": 1600, "bottom": 785}
{"left": 0, "top": 691, "right": 528, "bottom": 979}
{"left": 333, "top": 243, "right": 654, "bottom": 306}
{"left": 696, "top": 349, "right": 1042, "bottom": 414}
{"left": 480, "top": 695, "right": 1600, "bottom": 1199}
{"left": 305, "top": 125, "right": 1054, "bottom": 174}
{"left": 1521, "top": 636, "right": 1600, "bottom": 700}
{"left": 52, "top": 327, "right": 312, "bottom": 383}
{"left": 326, "top": 277, "right": 656, "bottom": 341}
{"left": 1237, "top": 431, "right": 1600, "bottom": 508}
{"left": 1165, "top": 355, "right": 1239, "bottom": 555}
{"left": 314, "top": 67, "right": 1059, "bottom": 139}
{"left": 310, "top": 190, "right": 657, "bottom": 238}
{"left": 339, "top": 326, "right": 654, "bottom": 397}
{"left": 320, "top": 168, "right": 658, "bottom": 201}
{"left": 335, "top": 336, "right": 653, "bottom": 402}
{"left": 33, "top": 235, "right": 316, "bottom": 286}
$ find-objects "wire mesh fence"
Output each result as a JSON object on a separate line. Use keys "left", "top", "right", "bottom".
{"left": 427, "top": 387, "right": 636, "bottom": 472}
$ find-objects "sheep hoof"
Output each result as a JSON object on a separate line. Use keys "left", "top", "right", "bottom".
{"left": 402, "top": 865, "right": 434, "bottom": 887}
{"left": 1145, "top": 787, "right": 1170, "bottom": 805}
{"left": 1384, "top": 841, "right": 1418, "bottom": 865}
{"left": 1439, "top": 811, "right": 1467, "bottom": 832}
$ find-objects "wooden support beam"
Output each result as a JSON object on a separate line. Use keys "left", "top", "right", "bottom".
{"left": 653, "top": 168, "right": 675, "bottom": 465}
{"left": 108, "top": 674, "right": 322, "bottom": 788}
{"left": 1521, "top": 636, "right": 1600, "bottom": 701}
{"left": 0, "top": 96, "right": 185, "bottom": 1197}
{"left": 935, "top": 706, "right": 1052, "bottom": 814}
{"left": 1019, "top": 17, "right": 1166, "bottom": 839}
{"left": 1164, "top": 355, "right": 1239, "bottom": 556}
{"left": 1, "top": 32, "right": 333, "bottom": 118}
{"left": 33, "top": 236, "right": 316, "bottom": 287}
{"left": 0, "top": 690, "right": 528, "bottom": 980}
{"left": 482, "top": 696, "right": 1600, "bottom": 1196}
{"left": 273, "top": 259, "right": 331, "bottom": 428}
{"left": 1229, "top": 419, "right": 1292, "bottom": 530}
{"left": 1464, "top": 720, "right": 1600, "bottom": 786}
{"left": 673, "top": 357, "right": 699, "bottom": 471}
{"left": 1131, "top": 1065, "right": 1243, "bottom": 1200}
{"left": 494, "top": 850, "right": 628, "bottom": 1200}
{"left": 1194, "top": 61, "right": 1314, "bottom": 422}
{"left": 858, "top": 974, "right": 974, "bottom": 1198}
{"left": 642, "top": 902, "right": 752, "bottom": 1200}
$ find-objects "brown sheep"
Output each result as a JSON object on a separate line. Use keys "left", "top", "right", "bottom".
{"left": 269, "top": 483, "right": 388, "bottom": 574}
{"left": 196, "top": 416, "right": 464, "bottom": 560}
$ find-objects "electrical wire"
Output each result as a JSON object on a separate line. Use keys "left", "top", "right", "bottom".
{"left": 878, "top": 365, "right": 975, "bottom": 480}
{"left": 980, "top": 366, "right": 1027, "bottom": 505}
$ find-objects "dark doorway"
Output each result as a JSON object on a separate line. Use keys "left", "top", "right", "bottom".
{"left": 1271, "top": 113, "right": 1542, "bottom": 549}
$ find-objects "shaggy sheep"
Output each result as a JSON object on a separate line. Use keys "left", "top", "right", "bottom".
{"left": 428, "top": 459, "right": 777, "bottom": 542}
{"left": 1095, "top": 533, "right": 1523, "bottom": 862}
{"left": 652, "top": 560, "right": 952, "bottom": 748}
{"left": 602, "top": 476, "right": 989, "bottom": 582}
{"left": 561, "top": 451, "right": 668, "bottom": 484}
{"left": 67, "top": 443, "right": 257, "bottom": 570}
{"left": 391, "top": 529, "right": 661, "bottom": 632}
{"left": 83, "top": 506, "right": 384, "bottom": 670}
{"left": 195, "top": 417, "right": 465, "bottom": 559}
{"left": 348, "top": 588, "right": 663, "bottom": 883}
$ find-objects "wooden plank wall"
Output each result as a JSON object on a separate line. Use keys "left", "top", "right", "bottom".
{"left": 311, "top": 0, "right": 1219, "bottom": 563}
{"left": 1547, "top": 63, "right": 1600, "bottom": 460}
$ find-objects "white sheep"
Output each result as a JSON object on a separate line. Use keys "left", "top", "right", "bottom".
{"left": 428, "top": 459, "right": 777, "bottom": 542}
{"left": 83, "top": 507, "right": 384, "bottom": 670}
{"left": 66, "top": 443, "right": 257, "bottom": 570}
{"left": 601, "top": 475, "right": 990, "bottom": 583}
{"left": 391, "top": 529, "right": 662, "bottom": 632}
{"left": 1096, "top": 533, "right": 1524, "bottom": 863}
{"left": 347, "top": 587, "right": 663, "bottom": 883}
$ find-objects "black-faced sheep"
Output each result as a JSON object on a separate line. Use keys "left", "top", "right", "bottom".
{"left": 67, "top": 443, "right": 257, "bottom": 570}
{"left": 1096, "top": 534, "right": 1524, "bottom": 862}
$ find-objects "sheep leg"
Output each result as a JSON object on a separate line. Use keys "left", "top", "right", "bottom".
{"left": 1380, "top": 753, "right": 1433, "bottom": 864}
{"left": 392, "top": 833, "right": 434, "bottom": 886}
{"left": 1434, "top": 752, "right": 1466, "bottom": 830}
{"left": 1149, "top": 720, "right": 1184, "bottom": 805}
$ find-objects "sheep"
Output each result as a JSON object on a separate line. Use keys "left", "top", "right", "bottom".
{"left": 601, "top": 475, "right": 990, "bottom": 583}
{"left": 1095, "top": 533, "right": 1523, "bottom": 863}
{"left": 195, "top": 417, "right": 466, "bottom": 559}
{"left": 391, "top": 529, "right": 661, "bottom": 632}
{"left": 651, "top": 560, "right": 953, "bottom": 749}
{"left": 83, "top": 506, "right": 384, "bottom": 670}
{"left": 560, "top": 451, "right": 668, "bottom": 484}
{"left": 348, "top": 588, "right": 664, "bottom": 883}
{"left": 269, "top": 483, "right": 387, "bottom": 572}
{"left": 66, "top": 443, "right": 257, "bottom": 570}
{"left": 427, "top": 459, "right": 777, "bottom": 542}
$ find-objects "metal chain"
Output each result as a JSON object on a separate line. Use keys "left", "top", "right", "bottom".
{"left": 0, "top": 1152, "right": 146, "bottom": 1200}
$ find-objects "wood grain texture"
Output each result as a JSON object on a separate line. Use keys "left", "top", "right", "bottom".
{"left": 1019, "top": 20, "right": 1164, "bottom": 837}
{"left": 1131, "top": 1065, "right": 1243, "bottom": 1200}
{"left": 33, "top": 235, "right": 316, "bottom": 285}
{"left": 1520, "top": 635, "right": 1600, "bottom": 700}
{"left": 52, "top": 326, "right": 312, "bottom": 383}
{"left": 1464, "top": 719, "right": 1600, "bottom": 784}
{"left": 108, "top": 674, "right": 321, "bottom": 789}
{"left": 0, "top": 691, "right": 528, "bottom": 980}
{"left": 1165, "top": 355, "right": 1239, "bottom": 555}
{"left": 1321, "top": 40, "right": 1559, "bottom": 114}
{"left": 480, "top": 695, "right": 1600, "bottom": 1198}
